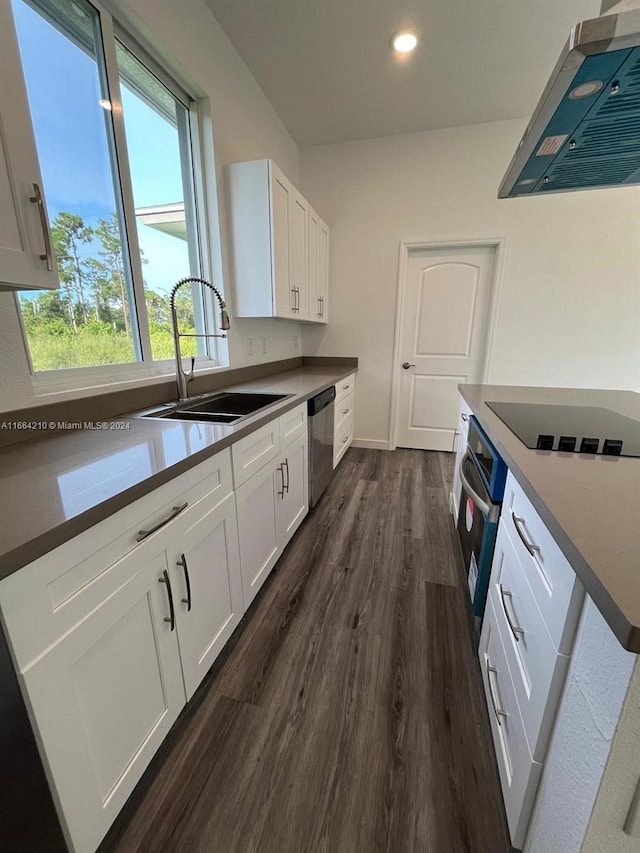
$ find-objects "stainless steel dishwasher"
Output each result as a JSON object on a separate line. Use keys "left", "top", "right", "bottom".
{"left": 308, "top": 386, "right": 336, "bottom": 508}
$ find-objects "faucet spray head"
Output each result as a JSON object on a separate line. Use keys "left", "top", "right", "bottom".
{"left": 220, "top": 304, "right": 230, "bottom": 331}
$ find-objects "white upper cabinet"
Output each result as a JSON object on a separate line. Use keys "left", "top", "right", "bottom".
{"left": 309, "top": 206, "right": 329, "bottom": 324}
{"left": 226, "top": 159, "right": 328, "bottom": 323}
{"left": 0, "top": 0, "right": 58, "bottom": 291}
{"left": 290, "top": 187, "right": 309, "bottom": 318}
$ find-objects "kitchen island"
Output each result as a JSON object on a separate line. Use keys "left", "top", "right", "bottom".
{"left": 457, "top": 383, "right": 640, "bottom": 853}
{"left": 458, "top": 384, "right": 640, "bottom": 652}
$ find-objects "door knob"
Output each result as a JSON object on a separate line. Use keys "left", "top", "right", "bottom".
{"left": 402, "top": 362, "right": 416, "bottom": 369}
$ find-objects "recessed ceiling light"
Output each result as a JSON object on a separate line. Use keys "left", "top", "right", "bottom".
{"left": 391, "top": 29, "right": 419, "bottom": 53}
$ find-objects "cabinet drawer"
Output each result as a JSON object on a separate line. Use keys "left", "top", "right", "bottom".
{"left": 335, "top": 390, "right": 355, "bottom": 431}
{"left": 335, "top": 373, "right": 356, "bottom": 402}
{"left": 0, "top": 449, "right": 233, "bottom": 671}
{"left": 490, "top": 522, "right": 570, "bottom": 760}
{"left": 503, "top": 472, "right": 584, "bottom": 653}
{"left": 333, "top": 411, "right": 354, "bottom": 468}
{"left": 280, "top": 402, "right": 307, "bottom": 447}
{"left": 232, "top": 419, "right": 281, "bottom": 487}
{"left": 479, "top": 596, "right": 543, "bottom": 848}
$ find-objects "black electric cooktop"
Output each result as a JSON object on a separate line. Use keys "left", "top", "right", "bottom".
{"left": 486, "top": 402, "right": 640, "bottom": 458}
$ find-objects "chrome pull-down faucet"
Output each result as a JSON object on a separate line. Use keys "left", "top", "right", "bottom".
{"left": 169, "top": 276, "right": 230, "bottom": 402}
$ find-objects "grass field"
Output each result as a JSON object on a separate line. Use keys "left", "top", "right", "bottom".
{"left": 28, "top": 327, "right": 198, "bottom": 371}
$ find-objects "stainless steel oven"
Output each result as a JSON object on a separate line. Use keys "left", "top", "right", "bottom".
{"left": 456, "top": 416, "right": 508, "bottom": 626}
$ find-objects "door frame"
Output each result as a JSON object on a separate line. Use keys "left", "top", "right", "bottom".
{"left": 389, "top": 237, "right": 506, "bottom": 451}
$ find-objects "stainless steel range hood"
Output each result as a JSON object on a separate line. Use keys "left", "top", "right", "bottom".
{"left": 499, "top": 1, "right": 640, "bottom": 197}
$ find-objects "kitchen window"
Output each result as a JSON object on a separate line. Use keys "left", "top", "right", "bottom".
{"left": 11, "top": 0, "right": 224, "bottom": 383}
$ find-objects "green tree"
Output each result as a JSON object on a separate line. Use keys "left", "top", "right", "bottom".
{"left": 51, "top": 212, "right": 94, "bottom": 330}
{"left": 96, "top": 214, "right": 133, "bottom": 334}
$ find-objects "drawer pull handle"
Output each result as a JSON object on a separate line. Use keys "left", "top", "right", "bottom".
{"left": 499, "top": 584, "right": 525, "bottom": 641}
{"left": 486, "top": 659, "right": 508, "bottom": 726}
{"left": 30, "top": 183, "right": 54, "bottom": 271}
{"left": 159, "top": 570, "right": 176, "bottom": 631}
{"left": 277, "top": 464, "right": 285, "bottom": 498}
{"left": 137, "top": 502, "right": 189, "bottom": 541}
{"left": 178, "top": 554, "right": 192, "bottom": 612}
{"left": 283, "top": 457, "right": 290, "bottom": 493}
{"left": 511, "top": 512, "right": 541, "bottom": 556}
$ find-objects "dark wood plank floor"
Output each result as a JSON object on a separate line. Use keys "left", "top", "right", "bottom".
{"left": 104, "top": 448, "right": 511, "bottom": 853}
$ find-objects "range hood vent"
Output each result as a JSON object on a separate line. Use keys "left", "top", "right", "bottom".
{"left": 500, "top": 3, "right": 640, "bottom": 197}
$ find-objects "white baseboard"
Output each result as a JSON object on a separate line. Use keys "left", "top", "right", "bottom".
{"left": 351, "top": 438, "right": 392, "bottom": 451}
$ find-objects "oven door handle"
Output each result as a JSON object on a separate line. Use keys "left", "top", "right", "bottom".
{"left": 460, "top": 450, "right": 500, "bottom": 522}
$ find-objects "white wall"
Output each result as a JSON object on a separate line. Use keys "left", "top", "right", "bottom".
{"left": 0, "top": 0, "right": 301, "bottom": 413}
{"left": 524, "top": 598, "right": 636, "bottom": 853}
{"left": 300, "top": 120, "right": 640, "bottom": 446}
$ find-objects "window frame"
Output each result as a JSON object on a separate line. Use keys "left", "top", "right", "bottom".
{"left": 12, "top": 0, "right": 227, "bottom": 394}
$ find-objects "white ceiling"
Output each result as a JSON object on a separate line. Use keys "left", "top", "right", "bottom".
{"left": 205, "top": 0, "right": 602, "bottom": 148}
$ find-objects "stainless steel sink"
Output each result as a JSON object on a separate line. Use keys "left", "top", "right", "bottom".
{"left": 140, "top": 391, "right": 290, "bottom": 424}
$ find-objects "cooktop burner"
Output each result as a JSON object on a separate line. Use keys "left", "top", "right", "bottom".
{"left": 486, "top": 402, "right": 640, "bottom": 458}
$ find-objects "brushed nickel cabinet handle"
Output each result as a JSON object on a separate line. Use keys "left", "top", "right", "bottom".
{"left": 29, "top": 182, "right": 54, "bottom": 271}
{"left": 499, "top": 584, "right": 524, "bottom": 641}
{"left": 178, "top": 554, "right": 192, "bottom": 612}
{"left": 317, "top": 296, "right": 322, "bottom": 316}
{"left": 137, "top": 502, "right": 188, "bottom": 541}
{"left": 511, "top": 512, "right": 541, "bottom": 556}
{"left": 486, "top": 659, "right": 507, "bottom": 725}
{"left": 159, "top": 570, "right": 176, "bottom": 631}
{"left": 277, "top": 463, "right": 285, "bottom": 498}
{"left": 283, "top": 457, "right": 290, "bottom": 493}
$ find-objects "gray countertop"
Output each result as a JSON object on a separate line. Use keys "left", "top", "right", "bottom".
{"left": 0, "top": 366, "right": 355, "bottom": 580}
{"left": 459, "top": 384, "right": 640, "bottom": 651}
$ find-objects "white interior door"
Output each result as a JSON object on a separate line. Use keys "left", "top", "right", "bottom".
{"left": 395, "top": 245, "right": 496, "bottom": 451}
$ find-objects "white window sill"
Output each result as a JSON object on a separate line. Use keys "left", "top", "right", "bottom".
{"left": 30, "top": 359, "right": 231, "bottom": 404}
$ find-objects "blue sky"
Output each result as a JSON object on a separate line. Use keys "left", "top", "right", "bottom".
{"left": 13, "top": 0, "right": 190, "bottom": 297}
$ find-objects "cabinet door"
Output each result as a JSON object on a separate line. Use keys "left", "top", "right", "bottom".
{"left": 451, "top": 399, "right": 473, "bottom": 520}
{"left": 291, "top": 187, "right": 308, "bottom": 319}
{"left": 0, "top": 0, "right": 57, "bottom": 291}
{"left": 317, "top": 216, "right": 329, "bottom": 323}
{"left": 270, "top": 163, "right": 295, "bottom": 318}
{"left": 278, "top": 432, "right": 309, "bottom": 548}
{"left": 308, "top": 206, "right": 320, "bottom": 320}
{"left": 171, "top": 492, "right": 243, "bottom": 700}
{"left": 20, "top": 548, "right": 185, "bottom": 853}
{"left": 235, "top": 462, "right": 281, "bottom": 609}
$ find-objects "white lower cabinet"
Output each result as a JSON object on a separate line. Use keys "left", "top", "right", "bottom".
{"left": 235, "top": 459, "right": 281, "bottom": 608}
{"left": 451, "top": 397, "right": 473, "bottom": 520}
{"left": 171, "top": 491, "right": 243, "bottom": 700}
{"left": 278, "top": 430, "right": 308, "bottom": 546}
{"left": 333, "top": 373, "right": 356, "bottom": 468}
{"left": 480, "top": 465, "right": 585, "bottom": 850}
{"left": 20, "top": 546, "right": 186, "bottom": 853}
{"left": 236, "top": 403, "right": 309, "bottom": 608}
{"left": 0, "top": 408, "right": 311, "bottom": 853}
{"left": 480, "top": 597, "right": 543, "bottom": 848}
